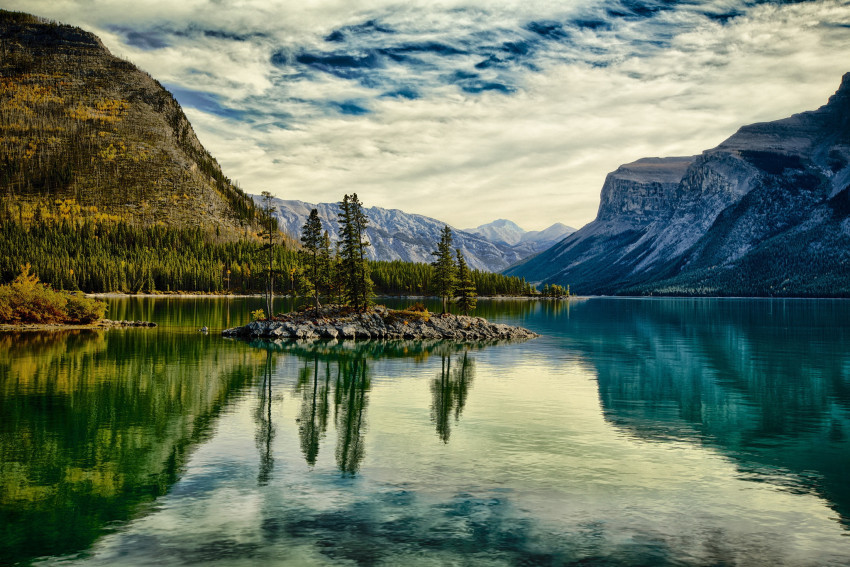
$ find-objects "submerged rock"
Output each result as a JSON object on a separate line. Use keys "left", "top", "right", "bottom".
{"left": 98, "top": 319, "right": 157, "bottom": 327}
{"left": 222, "top": 305, "right": 538, "bottom": 341}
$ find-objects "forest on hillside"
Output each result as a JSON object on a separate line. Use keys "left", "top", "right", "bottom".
{"left": 0, "top": 211, "right": 536, "bottom": 299}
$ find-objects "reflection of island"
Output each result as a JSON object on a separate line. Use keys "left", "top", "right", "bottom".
{"left": 249, "top": 339, "right": 484, "bottom": 473}
{"left": 431, "top": 352, "right": 475, "bottom": 443}
{"left": 0, "top": 330, "right": 259, "bottom": 566}
{"left": 564, "top": 299, "right": 850, "bottom": 528}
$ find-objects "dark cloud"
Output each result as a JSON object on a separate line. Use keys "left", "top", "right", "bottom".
{"left": 165, "top": 84, "right": 244, "bottom": 120}
{"left": 108, "top": 26, "right": 169, "bottom": 49}
{"left": 325, "top": 19, "right": 396, "bottom": 43}
{"left": 380, "top": 88, "right": 420, "bottom": 100}
{"left": 334, "top": 101, "right": 370, "bottom": 115}
{"left": 525, "top": 20, "right": 569, "bottom": 39}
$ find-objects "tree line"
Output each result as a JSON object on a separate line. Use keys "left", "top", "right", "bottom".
{"left": 0, "top": 196, "right": 540, "bottom": 303}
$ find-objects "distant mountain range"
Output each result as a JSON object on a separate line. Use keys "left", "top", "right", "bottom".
{"left": 259, "top": 197, "right": 574, "bottom": 272}
{"left": 506, "top": 73, "right": 850, "bottom": 297}
{"left": 465, "top": 219, "right": 575, "bottom": 255}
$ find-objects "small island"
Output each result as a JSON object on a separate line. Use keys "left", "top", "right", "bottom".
{"left": 223, "top": 304, "right": 538, "bottom": 341}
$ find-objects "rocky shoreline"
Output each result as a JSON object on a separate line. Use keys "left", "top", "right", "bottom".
{"left": 99, "top": 319, "right": 157, "bottom": 328}
{"left": 222, "top": 305, "right": 538, "bottom": 341}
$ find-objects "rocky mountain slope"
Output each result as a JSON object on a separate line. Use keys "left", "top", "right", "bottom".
{"left": 261, "top": 197, "right": 556, "bottom": 272}
{"left": 0, "top": 10, "right": 265, "bottom": 236}
{"left": 506, "top": 74, "right": 850, "bottom": 297}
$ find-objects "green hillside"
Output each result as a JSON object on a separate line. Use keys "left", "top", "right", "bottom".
{"left": 0, "top": 10, "right": 264, "bottom": 235}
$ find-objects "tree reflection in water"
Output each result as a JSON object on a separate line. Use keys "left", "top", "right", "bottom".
{"left": 247, "top": 339, "right": 493, "bottom": 475}
{"left": 295, "top": 355, "right": 331, "bottom": 467}
{"left": 334, "top": 354, "right": 370, "bottom": 476}
{"left": 255, "top": 349, "right": 275, "bottom": 486}
{"left": 431, "top": 352, "right": 475, "bottom": 443}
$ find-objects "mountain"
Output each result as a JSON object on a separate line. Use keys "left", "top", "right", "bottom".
{"left": 466, "top": 219, "right": 526, "bottom": 246}
{"left": 260, "top": 197, "right": 536, "bottom": 272}
{"left": 465, "top": 219, "right": 576, "bottom": 256}
{"left": 0, "top": 10, "right": 265, "bottom": 236}
{"left": 506, "top": 73, "right": 850, "bottom": 297}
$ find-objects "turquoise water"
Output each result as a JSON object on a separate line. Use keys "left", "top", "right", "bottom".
{"left": 1, "top": 297, "right": 848, "bottom": 565}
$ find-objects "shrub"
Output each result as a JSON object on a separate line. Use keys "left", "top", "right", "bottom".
{"left": 0, "top": 264, "right": 106, "bottom": 324}
{"left": 65, "top": 292, "right": 107, "bottom": 323}
{"left": 250, "top": 309, "right": 266, "bottom": 321}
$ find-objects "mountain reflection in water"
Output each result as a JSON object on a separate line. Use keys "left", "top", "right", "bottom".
{"left": 0, "top": 329, "right": 259, "bottom": 566}
{"left": 3, "top": 298, "right": 849, "bottom": 566}
{"left": 560, "top": 298, "right": 850, "bottom": 529}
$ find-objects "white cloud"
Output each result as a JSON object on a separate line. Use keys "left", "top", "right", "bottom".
{"left": 8, "top": 0, "right": 850, "bottom": 230}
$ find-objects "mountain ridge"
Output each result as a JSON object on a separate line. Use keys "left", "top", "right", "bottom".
{"left": 260, "top": 197, "right": 569, "bottom": 272}
{"left": 505, "top": 73, "right": 850, "bottom": 297}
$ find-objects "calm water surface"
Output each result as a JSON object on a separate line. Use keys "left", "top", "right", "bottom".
{"left": 1, "top": 297, "right": 849, "bottom": 566}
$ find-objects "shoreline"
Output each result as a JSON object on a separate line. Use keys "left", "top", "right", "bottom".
{"left": 83, "top": 292, "right": 578, "bottom": 300}
{"left": 0, "top": 319, "right": 156, "bottom": 332}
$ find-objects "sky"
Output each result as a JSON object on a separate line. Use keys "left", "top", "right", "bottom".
{"left": 8, "top": 0, "right": 850, "bottom": 230}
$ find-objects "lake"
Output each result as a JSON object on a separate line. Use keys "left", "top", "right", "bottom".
{"left": 1, "top": 297, "right": 848, "bottom": 566}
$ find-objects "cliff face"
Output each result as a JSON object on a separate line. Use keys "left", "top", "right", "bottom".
{"left": 507, "top": 73, "right": 850, "bottom": 296}
{"left": 595, "top": 157, "right": 694, "bottom": 225}
{"left": 0, "top": 11, "right": 263, "bottom": 235}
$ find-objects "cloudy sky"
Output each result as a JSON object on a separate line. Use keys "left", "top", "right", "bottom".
{"left": 10, "top": 0, "right": 850, "bottom": 230}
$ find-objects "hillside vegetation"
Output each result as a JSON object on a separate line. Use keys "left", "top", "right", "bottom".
{"left": 0, "top": 10, "right": 265, "bottom": 235}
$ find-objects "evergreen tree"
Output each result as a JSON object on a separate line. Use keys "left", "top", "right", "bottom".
{"left": 432, "top": 225, "right": 457, "bottom": 314}
{"left": 300, "top": 208, "right": 324, "bottom": 309}
{"left": 338, "top": 194, "right": 373, "bottom": 311}
{"left": 454, "top": 248, "right": 477, "bottom": 315}
{"left": 259, "top": 191, "right": 277, "bottom": 318}
{"left": 318, "top": 230, "right": 333, "bottom": 303}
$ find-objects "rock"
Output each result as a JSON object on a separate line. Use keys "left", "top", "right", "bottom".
{"left": 221, "top": 306, "right": 538, "bottom": 342}
{"left": 506, "top": 73, "right": 850, "bottom": 297}
{"left": 99, "top": 319, "right": 157, "bottom": 328}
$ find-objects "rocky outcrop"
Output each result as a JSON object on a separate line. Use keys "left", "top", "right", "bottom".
{"left": 222, "top": 306, "right": 538, "bottom": 341}
{"left": 506, "top": 73, "right": 850, "bottom": 297}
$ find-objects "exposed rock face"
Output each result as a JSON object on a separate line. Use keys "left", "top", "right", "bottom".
{"left": 507, "top": 73, "right": 850, "bottom": 297}
{"left": 596, "top": 157, "right": 695, "bottom": 225}
{"left": 261, "top": 197, "right": 573, "bottom": 272}
{"left": 222, "top": 306, "right": 538, "bottom": 341}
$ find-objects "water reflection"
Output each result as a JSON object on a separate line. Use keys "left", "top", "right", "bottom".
{"left": 295, "top": 356, "right": 331, "bottom": 468}
{"left": 0, "top": 329, "right": 258, "bottom": 566}
{"left": 255, "top": 350, "right": 276, "bottom": 486}
{"left": 245, "top": 339, "right": 487, "bottom": 473}
{"left": 334, "top": 354, "right": 370, "bottom": 476}
{"left": 563, "top": 298, "right": 850, "bottom": 528}
{"left": 431, "top": 352, "right": 475, "bottom": 443}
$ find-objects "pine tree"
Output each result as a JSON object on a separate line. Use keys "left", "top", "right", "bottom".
{"left": 432, "top": 225, "right": 457, "bottom": 314}
{"left": 318, "top": 230, "right": 333, "bottom": 303}
{"left": 338, "top": 194, "right": 372, "bottom": 311}
{"left": 300, "top": 208, "right": 324, "bottom": 309}
{"left": 259, "top": 191, "right": 277, "bottom": 318}
{"left": 454, "top": 248, "right": 477, "bottom": 315}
